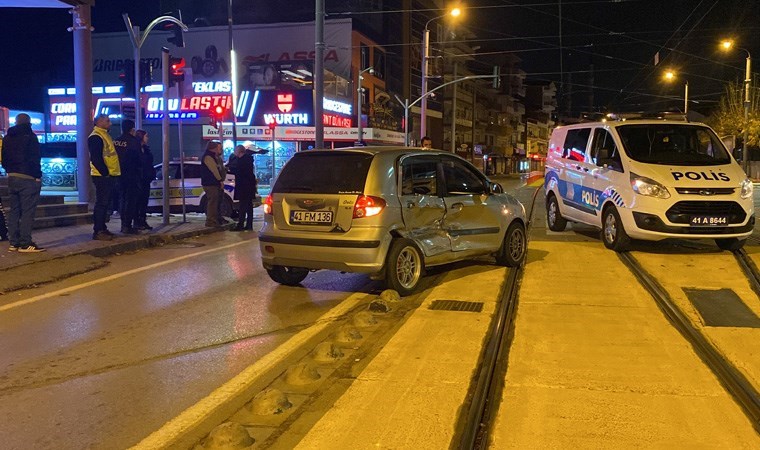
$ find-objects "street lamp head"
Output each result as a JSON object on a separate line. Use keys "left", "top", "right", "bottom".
{"left": 721, "top": 39, "right": 734, "bottom": 51}
{"left": 663, "top": 70, "right": 676, "bottom": 81}
{"left": 451, "top": 7, "right": 462, "bottom": 18}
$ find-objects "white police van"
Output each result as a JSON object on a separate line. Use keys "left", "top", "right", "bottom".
{"left": 544, "top": 119, "right": 754, "bottom": 251}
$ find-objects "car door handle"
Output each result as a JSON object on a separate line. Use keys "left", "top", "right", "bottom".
{"left": 583, "top": 167, "right": 590, "bottom": 172}
{"left": 450, "top": 202, "right": 464, "bottom": 211}
{"left": 575, "top": 165, "right": 582, "bottom": 170}
{"left": 406, "top": 201, "right": 416, "bottom": 209}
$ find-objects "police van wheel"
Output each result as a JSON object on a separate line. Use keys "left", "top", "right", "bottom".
{"left": 715, "top": 238, "right": 746, "bottom": 251}
{"left": 385, "top": 239, "right": 423, "bottom": 296}
{"left": 602, "top": 206, "right": 630, "bottom": 252}
{"left": 546, "top": 194, "right": 567, "bottom": 231}
{"left": 496, "top": 221, "right": 526, "bottom": 267}
{"left": 267, "top": 265, "right": 309, "bottom": 286}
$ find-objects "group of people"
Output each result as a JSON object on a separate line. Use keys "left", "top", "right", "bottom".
{"left": 200, "top": 140, "right": 258, "bottom": 230}
{"left": 88, "top": 115, "right": 154, "bottom": 241}
{"left": 0, "top": 113, "right": 44, "bottom": 252}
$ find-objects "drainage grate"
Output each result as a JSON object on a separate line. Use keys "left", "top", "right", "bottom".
{"left": 683, "top": 288, "right": 760, "bottom": 328}
{"left": 429, "top": 300, "right": 484, "bottom": 313}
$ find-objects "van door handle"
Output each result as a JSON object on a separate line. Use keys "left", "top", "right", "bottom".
{"left": 583, "top": 167, "right": 590, "bottom": 172}
{"left": 575, "top": 165, "right": 582, "bottom": 170}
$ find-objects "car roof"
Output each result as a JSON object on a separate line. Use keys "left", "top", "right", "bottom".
{"left": 292, "top": 146, "right": 453, "bottom": 159}
{"left": 555, "top": 119, "right": 711, "bottom": 130}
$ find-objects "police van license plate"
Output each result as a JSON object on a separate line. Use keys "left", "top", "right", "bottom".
{"left": 690, "top": 215, "right": 728, "bottom": 226}
{"left": 291, "top": 210, "right": 333, "bottom": 224}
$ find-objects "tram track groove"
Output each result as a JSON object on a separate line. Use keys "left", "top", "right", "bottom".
{"left": 457, "top": 185, "right": 541, "bottom": 450}
{"left": 619, "top": 251, "right": 760, "bottom": 432}
{"left": 734, "top": 248, "right": 760, "bottom": 303}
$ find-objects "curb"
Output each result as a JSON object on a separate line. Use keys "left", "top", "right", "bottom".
{"left": 0, "top": 222, "right": 236, "bottom": 273}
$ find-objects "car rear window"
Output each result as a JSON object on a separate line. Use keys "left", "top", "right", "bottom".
{"left": 273, "top": 152, "right": 374, "bottom": 194}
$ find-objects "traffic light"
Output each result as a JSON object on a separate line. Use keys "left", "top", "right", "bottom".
{"left": 209, "top": 104, "right": 227, "bottom": 126}
{"left": 164, "top": 22, "right": 185, "bottom": 48}
{"left": 169, "top": 56, "right": 185, "bottom": 87}
{"left": 120, "top": 59, "right": 135, "bottom": 97}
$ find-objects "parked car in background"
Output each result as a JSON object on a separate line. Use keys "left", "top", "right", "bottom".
{"left": 259, "top": 147, "right": 527, "bottom": 295}
{"left": 148, "top": 160, "right": 238, "bottom": 216}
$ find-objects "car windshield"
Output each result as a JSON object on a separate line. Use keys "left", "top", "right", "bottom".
{"left": 273, "top": 152, "right": 374, "bottom": 194}
{"left": 616, "top": 124, "right": 732, "bottom": 166}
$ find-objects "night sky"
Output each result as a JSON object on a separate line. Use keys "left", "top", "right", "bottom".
{"left": 1, "top": 0, "right": 758, "bottom": 116}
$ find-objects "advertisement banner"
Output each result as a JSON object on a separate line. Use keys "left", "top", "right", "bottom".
{"left": 92, "top": 19, "right": 353, "bottom": 87}
{"left": 201, "top": 126, "right": 406, "bottom": 145}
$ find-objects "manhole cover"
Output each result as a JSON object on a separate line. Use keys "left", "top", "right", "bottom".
{"left": 683, "top": 288, "right": 760, "bottom": 328}
{"left": 429, "top": 300, "right": 484, "bottom": 313}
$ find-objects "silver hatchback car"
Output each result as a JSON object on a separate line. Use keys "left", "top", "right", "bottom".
{"left": 259, "top": 147, "right": 527, "bottom": 295}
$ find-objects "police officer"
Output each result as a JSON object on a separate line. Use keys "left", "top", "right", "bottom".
{"left": 113, "top": 119, "right": 142, "bottom": 234}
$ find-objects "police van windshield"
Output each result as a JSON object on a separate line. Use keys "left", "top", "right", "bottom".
{"left": 616, "top": 124, "right": 732, "bottom": 166}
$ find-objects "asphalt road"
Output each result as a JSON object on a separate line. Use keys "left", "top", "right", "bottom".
{"left": 0, "top": 232, "right": 379, "bottom": 449}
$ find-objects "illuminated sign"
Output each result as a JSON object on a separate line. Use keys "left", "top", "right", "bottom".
{"left": 192, "top": 81, "right": 232, "bottom": 93}
{"left": 144, "top": 95, "right": 232, "bottom": 114}
{"left": 264, "top": 113, "right": 309, "bottom": 125}
{"left": 277, "top": 94, "right": 294, "bottom": 113}
{"left": 323, "top": 113, "right": 351, "bottom": 128}
{"left": 323, "top": 98, "right": 351, "bottom": 115}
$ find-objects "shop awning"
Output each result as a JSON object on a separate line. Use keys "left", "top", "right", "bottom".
{"left": 0, "top": 0, "right": 92, "bottom": 7}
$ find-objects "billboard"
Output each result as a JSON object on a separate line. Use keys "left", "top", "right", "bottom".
{"left": 92, "top": 19, "right": 353, "bottom": 88}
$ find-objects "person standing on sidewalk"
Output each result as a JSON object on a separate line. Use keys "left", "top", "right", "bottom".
{"left": 232, "top": 145, "right": 256, "bottom": 231}
{"left": 0, "top": 134, "right": 10, "bottom": 242}
{"left": 88, "top": 114, "right": 121, "bottom": 241}
{"left": 135, "top": 129, "right": 154, "bottom": 230}
{"left": 1, "top": 113, "right": 44, "bottom": 252}
{"left": 113, "top": 119, "right": 141, "bottom": 235}
{"left": 200, "top": 140, "right": 224, "bottom": 227}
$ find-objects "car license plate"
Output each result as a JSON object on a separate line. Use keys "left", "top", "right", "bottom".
{"left": 291, "top": 210, "right": 333, "bottom": 225}
{"left": 690, "top": 215, "right": 728, "bottom": 226}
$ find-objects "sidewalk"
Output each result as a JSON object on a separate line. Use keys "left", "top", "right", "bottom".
{"left": 0, "top": 208, "right": 264, "bottom": 274}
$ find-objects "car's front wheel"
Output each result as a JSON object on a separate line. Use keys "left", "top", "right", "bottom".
{"left": 266, "top": 265, "right": 309, "bottom": 286}
{"left": 715, "top": 238, "right": 746, "bottom": 251}
{"left": 496, "top": 221, "right": 526, "bottom": 267}
{"left": 385, "top": 238, "right": 423, "bottom": 296}
{"left": 601, "top": 206, "right": 630, "bottom": 252}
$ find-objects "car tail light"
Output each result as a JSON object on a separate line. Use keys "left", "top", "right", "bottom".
{"left": 263, "top": 194, "right": 273, "bottom": 215}
{"left": 353, "top": 195, "right": 386, "bottom": 219}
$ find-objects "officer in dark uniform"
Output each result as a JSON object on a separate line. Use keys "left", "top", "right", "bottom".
{"left": 112, "top": 119, "right": 142, "bottom": 234}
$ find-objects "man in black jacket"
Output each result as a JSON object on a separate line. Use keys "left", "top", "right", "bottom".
{"left": 1, "top": 113, "right": 44, "bottom": 252}
{"left": 113, "top": 119, "right": 142, "bottom": 234}
{"left": 232, "top": 145, "right": 257, "bottom": 231}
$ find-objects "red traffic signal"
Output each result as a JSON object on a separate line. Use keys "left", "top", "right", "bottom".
{"left": 168, "top": 56, "right": 185, "bottom": 87}
{"left": 209, "top": 105, "right": 228, "bottom": 126}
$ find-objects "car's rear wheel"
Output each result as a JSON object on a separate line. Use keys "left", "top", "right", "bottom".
{"left": 715, "top": 238, "right": 746, "bottom": 251}
{"left": 496, "top": 221, "right": 526, "bottom": 267}
{"left": 546, "top": 194, "right": 567, "bottom": 231}
{"left": 601, "top": 206, "right": 630, "bottom": 252}
{"left": 385, "top": 238, "right": 423, "bottom": 296}
{"left": 266, "top": 265, "right": 309, "bottom": 286}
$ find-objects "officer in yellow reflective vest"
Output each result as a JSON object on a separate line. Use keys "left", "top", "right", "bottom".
{"left": 88, "top": 114, "right": 121, "bottom": 241}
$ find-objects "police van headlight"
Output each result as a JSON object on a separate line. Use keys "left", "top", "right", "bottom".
{"left": 631, "top": 173, "right": 670, "bottom": 199}
{"left": 740, "top": 178, "right": 753, "bottom": 199}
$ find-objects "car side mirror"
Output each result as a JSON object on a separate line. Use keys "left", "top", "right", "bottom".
{"left": 490, "top": 182, "right": 504, "bottom": 194}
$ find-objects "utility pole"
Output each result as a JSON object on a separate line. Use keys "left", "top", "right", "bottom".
{"left": 451, "top": 62, "right": 457, "bottom": 153}
{"left": 70, "top": 4, "right": 93, "bottom": 203}
{"left": 315, "top": 0, "right": 325, "bottom": 149}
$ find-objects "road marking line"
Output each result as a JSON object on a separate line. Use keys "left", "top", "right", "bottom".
{"left": 132, "top": 291, "right": 369, "bottom": 450}
{"left": 0, "top": 240, "right": 252, "bottom": 313}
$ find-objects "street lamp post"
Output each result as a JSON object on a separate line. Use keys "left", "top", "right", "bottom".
{"left": 420, "top": 8, "right": 461, "bottom": 142}
{"left": 663, "top": 70, "right": 689, "bottom": 116}
{"left": 357, "top": 66, "right": 374, "bottom": 145}
{"left": 721, "top": 40, "right": 752, "bottom": 174}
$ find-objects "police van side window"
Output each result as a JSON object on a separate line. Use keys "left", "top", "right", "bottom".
{"left": 591, "top": 129, "right": 623, "bottom": 171}
{"left": 562, "top": 128, "right": 591, "bottom": 162}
